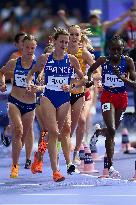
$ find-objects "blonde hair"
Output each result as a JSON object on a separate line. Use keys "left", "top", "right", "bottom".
{"left": 81, "top": 33, "right": 94, "bottom": 51}
{"left": 68, "top": 25, "right": 94, "bottom": 51}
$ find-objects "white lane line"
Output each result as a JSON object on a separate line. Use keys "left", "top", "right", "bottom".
{"left": 22, "top": 193, "right": 79, "bottom": 196}
{"left": 19, "top": 183, "right": 40, "bottom": 186}
{"left": 0, "top": 204, "right": 90, "bottom": 205}
{"left": 90, "top": 195, "right": 136, "bottom": 197}
{"left": 72, "top": 185, "right": 95, "bottom": 187}
{"left": 22, "top": 193, "right": 136, "bottom": 197}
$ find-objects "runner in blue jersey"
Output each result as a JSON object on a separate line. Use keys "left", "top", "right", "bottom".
{"left": 87, "top": 35, "right": 136, "bottom": 178}
{"left": 26, "top": 28, "right": 84, "bottom": 182}
{"left": 0, "top": 35, "right": 40, "bottom": 178}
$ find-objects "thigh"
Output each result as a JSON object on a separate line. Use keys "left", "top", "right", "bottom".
{"left": 35, "top": 104, "right": 46, "bottom": 131}
{"left": 80, "top": 100, "right": 92, "bottom": 120}
{"left": 57, "top": 102, "right": 71, "bottom": 131}
{"left": 59, "top": 106, "right": 71, "bottom": 140}
{"left": 22, "top": 110, "right": 35, "bottom": 137}
{"left": 101, "top": 102, "right": 115, "bottom": 129}
{"left": 115, "top": 108, "right": 126, "bottom": 129}
{"left": 71, "top": 96, "right": 85, "bottom": 132}
{"left": 40, "top": 96, "right": 58, "bottom": 132}
{"left": 8, "top": 103, "right": 22, "bottom": 128}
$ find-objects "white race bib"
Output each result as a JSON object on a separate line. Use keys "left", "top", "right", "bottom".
{"left": 46, "top": 76, "right": 69, "bottom": 91}
{"left": 102, "top": 103, "right": 110, "bottom": 112}
{"left": 15, "top": 74, "right": 27, "bottom": 87}
{"left": 104, "top": 74, "right": 124, "bottom": 87}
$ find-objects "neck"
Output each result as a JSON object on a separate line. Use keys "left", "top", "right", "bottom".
{"left": 53, "top": 50, "right": 65, "bottom": 60}
{"left": 21, "top": 55, "right": 33, "bottom": 63}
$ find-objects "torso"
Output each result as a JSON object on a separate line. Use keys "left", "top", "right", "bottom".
{"left": 11, "top": 57, "right": 36, "bottom": 103}
{"left": 101, "top": 55, "right": 128, "bottom": 93}
{"left": 44, "top": 52, "right": 73, "bottom": 92}
{"left": 68, "top": 47, "right": 86, "bottom": 94}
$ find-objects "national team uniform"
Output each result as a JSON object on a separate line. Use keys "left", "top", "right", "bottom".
{"left": 42, "top": 53, "right": 73, "bottom": 108}
{"left": 8, "top": 57, "right": 36, "bottom": 115}
{"left": 100, "top": 55, "right": 128, "bottom": 110}
{"left": 69, "top": 47, "right": 91, "bottom": 105}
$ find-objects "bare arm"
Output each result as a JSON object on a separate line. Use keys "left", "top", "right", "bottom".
{"left": 0, "top": 59, "right": 16, "bottom": 92}
{"left": 82, "top": 49, "right": 101, "bottom": 78}
{"left": 87, "top": 57, "right": 105, "bottom": 80}
{"left": 102, "top": 11, "right": 129, "bottom": 31}
{"left": 26, "top": 54, "right": 48, "bottom": 86}
{"left": 115, "top": 22, "right": 127, "bottom": 36}
{"left": 57, "top": 9, "right": 90, "bottom": 29}
{"left": 113, "top": 56, "right": 136, "bottom": 88}
{"left": 0, "top": 60, "right": 16, "bottom": 85}
{"left": 57, "top": 10, "right": 71, "bottom": 28}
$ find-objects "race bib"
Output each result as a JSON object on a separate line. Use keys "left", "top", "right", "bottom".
{"left": 15, "top": 74, "right": 27, "bottom": 87}
{"left": 102, "top": 103, "right": 110, "bottom": 112}
{"left": 104, "top": 74, "right": 124, "bottom": 87}
{"left": 46, "top": 76, "right": 69, "bottom": 91}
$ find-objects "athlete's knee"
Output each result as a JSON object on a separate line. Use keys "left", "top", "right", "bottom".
{"left": 62, "top": 122, "right": 71, "bottom": 135}
{"left": 14, "top": 124, "right": 23, "bottom": 137}
{"left": 77, "top": 116, "right": 86, "bottom": 130}
{"left": 48, "top": 128, "right": 59, "bottom": 139}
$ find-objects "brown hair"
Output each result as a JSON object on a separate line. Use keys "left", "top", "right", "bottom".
{"left": 23, "top": 34, "right": 37, "bottom": 42}
{"left": 52, "top": 28, "right": 69, "bottom": 40}
{"left": 14, "top": 32, "right": 27, "bottom": 43}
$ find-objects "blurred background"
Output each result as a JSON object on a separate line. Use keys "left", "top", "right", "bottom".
{"left": 0, "top": 0, "right": 136, "bottom": 129}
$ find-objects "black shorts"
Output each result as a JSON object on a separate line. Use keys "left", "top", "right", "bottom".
{"left": 70, "top": 93, "right": 84, "bottom": 105}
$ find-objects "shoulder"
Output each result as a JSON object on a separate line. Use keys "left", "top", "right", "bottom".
{"left": 8, "top": 58, "right": 17, "bottom": 66}
{"left": 9, "top": 52, "right": 18, "bottom": 60}
{"left": 38, "top": 53, "right": 49, "bottom": 64}
{"left": 124, "top": 55, "right": 134, "bottom": 64}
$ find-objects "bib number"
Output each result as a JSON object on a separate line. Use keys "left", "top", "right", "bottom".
{"left": 15, "top": 74, "right": 27, "bottom": 87}
{"left": 102, "top": 103, "right": 110, "bottom": 112}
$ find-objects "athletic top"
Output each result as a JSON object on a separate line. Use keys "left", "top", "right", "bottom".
{"left": 44, "top": 53, "right": 73, "bottom": 92}
{"left": 102, "top": 55, "right": 128, "bottom": 93}
{"left": 68, "top": 47, "right": 85, "bottom": 94}
{"left": 87, "top": 25, "right": 104, "bottom": 49}
{"left": 13, "top": 57, "right": 36, "bottom": 88}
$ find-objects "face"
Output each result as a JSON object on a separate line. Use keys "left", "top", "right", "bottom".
{"left": 22, "top": 40, "right": 37, "bottom": 57}
{"left": 109, "top": 40, "right": 124, "bottom": 59}
{"left": 69, "top": 27, "right": 81, "bottom": 45}
{"left": 89, "top": 17, "right": 100, "bottom": 26}
{"left": 54, "top": 34, "right": 69, "bottom": 51}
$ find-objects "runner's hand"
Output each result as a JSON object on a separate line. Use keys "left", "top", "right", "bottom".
{"left": 0, "top": 84, "right": 7, "bottom": 92}
{"left": 61, "top": 84, "right": 70, "bottom": 92}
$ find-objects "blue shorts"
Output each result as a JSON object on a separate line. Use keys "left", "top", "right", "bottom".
{"left": 8, "top": 95, "right": 36, "bottom": 116}
{"left": 43, "top": 88, "right": 70, "bottom": 109}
